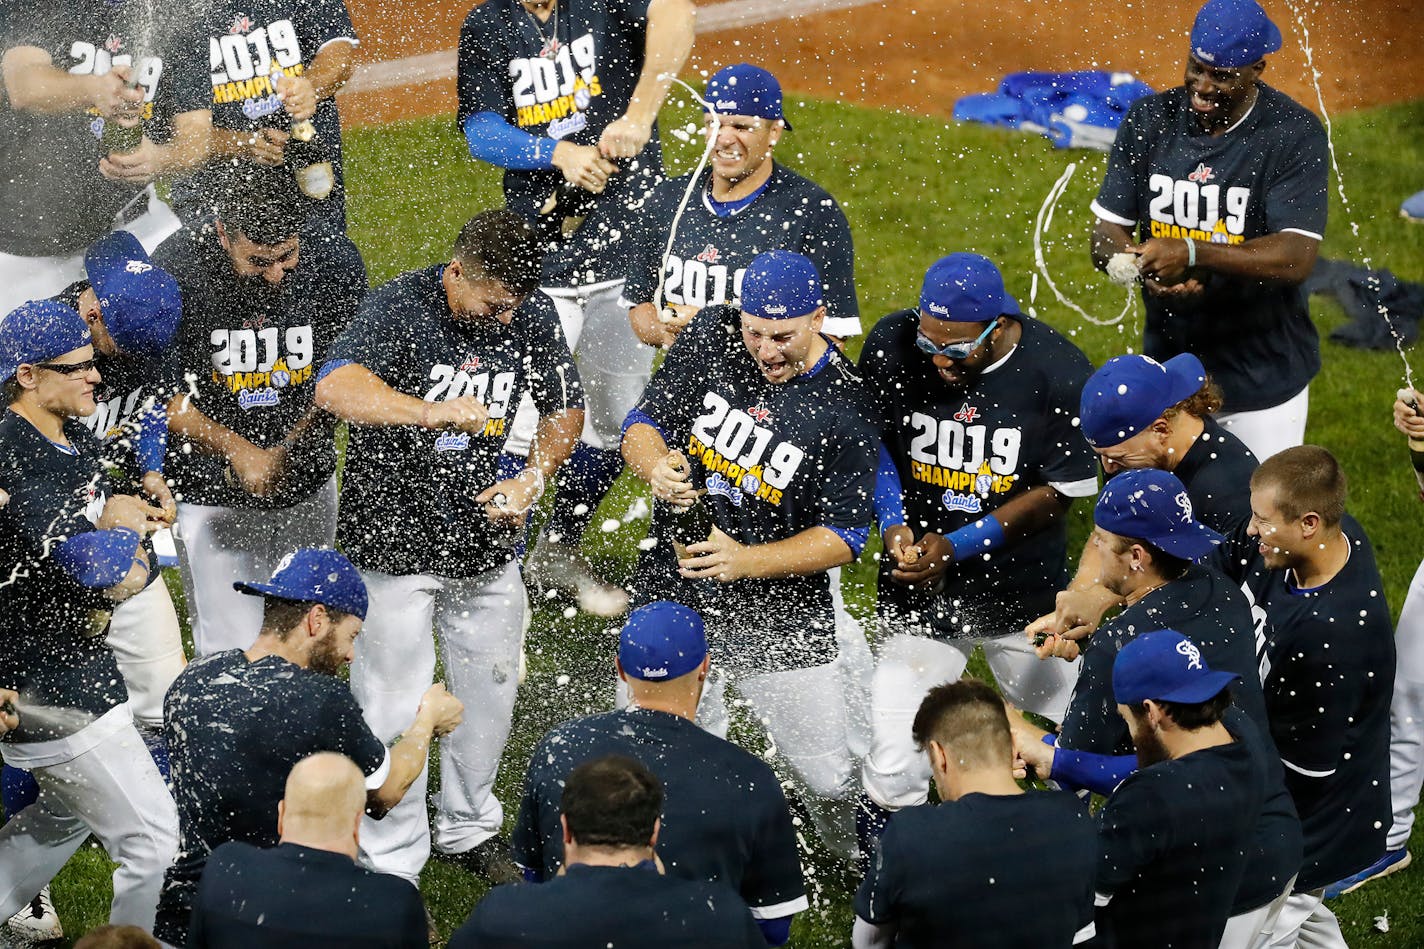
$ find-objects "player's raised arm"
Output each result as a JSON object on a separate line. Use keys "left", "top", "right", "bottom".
{"left": 598, "top": 0, "right": 695, "bottom": 159}
{"left": 1, "top": 47, "right": 142, "bottom": 117}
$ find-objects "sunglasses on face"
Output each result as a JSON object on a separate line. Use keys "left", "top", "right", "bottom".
{"left": 915, "top": 320, "right": 997, "bottom": 361}
{"left": 35, "top": 358, "right": 98, "bottom": 375}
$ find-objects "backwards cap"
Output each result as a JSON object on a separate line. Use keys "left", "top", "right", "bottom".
{"left": 619, "top": 601, "right": 708, "bottom": 682}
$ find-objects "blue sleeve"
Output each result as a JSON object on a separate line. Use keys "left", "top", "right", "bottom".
{"left": 463, "top": 112, "right": 557, "bottom": 170}
{"left": 315, "top": 358, "right": 354, "bottom": 385}
{"left": 826, "top": 525, "right": 869, "bottom": 558}
{"left": 622, "top": 407, "right": 665, "bottom": 437}
{"left": 756, "top": 917, "right": 793, "bottom": 946}
{"left": 135, "top": 404, "right": 167, "bottom": 475}
{"left": 52, "top": 528, "right": 142, "bottom": 588}
{"left": 1045, "top": 735, "right": 1137, "bottom": 796}
{"left": 874, "top": 442, "right": 906, "bottom": 529}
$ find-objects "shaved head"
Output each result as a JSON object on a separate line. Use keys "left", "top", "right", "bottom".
{"left": 280, "top": 753, "right": 365, "bottom": 846}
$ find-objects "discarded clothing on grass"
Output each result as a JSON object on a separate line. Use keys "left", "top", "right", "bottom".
{"left": 1305, "top": 257, "right": 1424, "bottom": 349}
{"left": 953, "top": 71, "right": 1155, "bottom": 151}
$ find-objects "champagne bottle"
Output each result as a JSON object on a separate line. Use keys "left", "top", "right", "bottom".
{"left": 286, "top": 118, "right": 335, "bottom": 201}
{"left": 1399, "top": 388, "right": 1424, "bottom": 473}
{"left": 100, "top": 68, "right": 144, "bottom": 155}
{"left": 660, "top": 452, "right": 713, "bottom": 559}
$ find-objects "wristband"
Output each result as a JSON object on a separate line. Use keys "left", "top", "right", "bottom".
{"left": 513, "top": 467, "right": 546, "bottom": 512}
{"left": 1183, "top": 235, "right": 1196, "bottom": 269}
{"left": 945, "top": 515, "right": 1005, "bottom": 563}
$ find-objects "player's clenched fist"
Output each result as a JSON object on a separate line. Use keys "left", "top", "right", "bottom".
{"left": 1395, "top": 388, "right": 1424, "bottom": 439}
{"left": 883, "top": 526, "right": 952, "bottom": 588}
{"left": 598, "top": 114, "right": 653, "bottom": 159}
{"left": 98, "top": 492, "right": 172, "bottom": 535}
{"left": 92, "top": 65, "right": 145, "bottom": 123}
{"left": 551, "top": 141, "right": 618, "bottom": 193}
{"left": 424, "top": 396, "right": 489, "bottom": 434}
{"left": 417, "top": 682, "right": 465, "bottom": 738}
{"left": 275, "top": 73, "right": 317, "bottom": 122}
{"left": 651, "top": 450, "right": 700, "bottom": 507}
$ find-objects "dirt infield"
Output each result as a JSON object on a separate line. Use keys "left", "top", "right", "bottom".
{"left": 340, "top": 0, "right": 1424, "bottom": 128}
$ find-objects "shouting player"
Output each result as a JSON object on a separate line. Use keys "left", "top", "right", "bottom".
{"left": 1089, "top": 0, "right": 1328, "bottom": 462}
{"left": 857, "top": 253, "right": 1097, "bottom": 855}
{"left": 458, "top": 0, "right": 695, "bottom": 615}
{"left": 315, "top": 209, "right": 584, "bottom": 886}
{"left": 621, "top": 250, "right": 875, "bottom": 861}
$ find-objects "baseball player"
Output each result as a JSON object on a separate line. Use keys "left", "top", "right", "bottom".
{"left": 155, "top": 548, "right": 465, "bottom": 945}
{"left": 0, "top": 300, "right": 179, "bottom": 933}
{"left": 857, "top": 253, "right": 1097, "bottom": 857}
{"left": 458, "top": 0, "right": 695, "bottom": 616}
{"left": 314, "top": 209, "right": 583, "bottom": 887}
{"left": 1027, "top": 351, "right": 1258, "bottom": 649}
{"left": 621, "top": 250, "right": 876, "bottom": 862}
{"left": 1090, "top": 0, "right": 1328, "bottom": 463}
{"left": 0, "top": 0, "right": 212, "bottom": 313}
{"left": 622, "top": 63, "right": 859, "bottom": 348}
{"left": 154, "top": 167, "right": 367, "bottom": 656}
{"left": 514, "top": 602, "right": 807, "bottom": 945}
{"left": 168, "top": 0, "right": 360, "bottom": 231}
{"left": 1208, "top": 446, "right": 1393, "bottom": 947}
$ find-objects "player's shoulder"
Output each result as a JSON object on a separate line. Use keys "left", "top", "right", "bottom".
{"left": 767, "top": 163, "right": 842, "bottom": 209}
{"left": 460, "top": 0, "right": 512, "bottom": 34}
{"left": 1253, "top": 83, "right": 1326, "bottom": 135}
{"left": 862, "top": 308, "right": 917, "bottom": 353}
{"left": 300, "top": 227, "right": 366, "bottom": 282}
{"left": 1015, "top": 317, "right": 1093, "bottom": 387}
{"left": 150, "top": 225, "right": 214, "bottom": 281}
{"left": 1119, "top": 86, "right": 1179, "bottom": 128}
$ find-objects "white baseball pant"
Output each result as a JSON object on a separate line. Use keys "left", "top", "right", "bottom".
{"left": 832, "top": 566, "right": 875, "bottom": 761}
{"left": 106, "top": 578, "right": 187, "bottom": 730}
{"left": 1219, "top": 877, "right": 1295, "bottom": 949}
{"left": 349, "top": 563, "right": 526, "bottom": 886}
{"left": 861, "top": 631, "right": 1080, "bottom": 810}
{"left": 504, "top": 280, "right": 655, "bottom": 456}
{"left": 173, "top": 476, "right": 338, "bottom": 656}
{"left": 1266, "top": 889, "right": 1346, "bottom": 949}
{"left": 1217, "top": 386, "right": 1309, "bottom": 464}
{"left": 0, "top": 707, "right": 178, "bottom": 930}
{"left": 1388, "top": 557, "right": 1424, "bottom": 851}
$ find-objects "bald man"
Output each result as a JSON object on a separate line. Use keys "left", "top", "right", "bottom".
{"left": 187, "top": 753, "right": 428, "bottom": 948}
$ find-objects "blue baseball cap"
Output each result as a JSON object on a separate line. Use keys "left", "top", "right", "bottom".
{"left": 741, "top": 250, "right": 824, "bottom": 320}
{"left": 85, "top": 231, "right": 182, "bottom": 357}
{"left": 1079, "top": 353, "right": 1207, "bottom": 449}
{"left": 1113, "top": 629, "right": 1240, "bottom": 705}
{"left": 0, "top": 300, "right": 92, "bottom": 383}
{"left": 618, "top": 601, "right": 708, "bottom": 682}
{"left": 919, "top": 253, "right": 1023, "bottom": 323}
{"left": 1095, "top": 468, "right": 1223, "bottom": 560}
{"left": 233, "top": 548, "right": 369, "bottom": 620}
{"left": 1190, "top": 0, "right": 1282, "bottom": 68}
{"left": 704, "top": 63, "right": 791, "bottom": 129}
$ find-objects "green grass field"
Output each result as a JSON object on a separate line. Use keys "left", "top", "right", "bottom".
{"left": 44, "top": 92, "right": 1424, "bottom": 946}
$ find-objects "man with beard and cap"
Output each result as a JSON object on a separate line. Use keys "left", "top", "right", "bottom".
{"left": 152, "top": 166, "right": 367, "bottom": 657}
{"left": 1092, "top": 630, "right": 1266, "bottom": 949}
{"left": 854, "top": 252, "right": 1097, "bottom": 863}
{"left": 155, "top": 548, "right": 465, "bottom": 946}
{"left": 621, "top": 249, "right": 876, "bottom": 863}
{"left": 1089, "top": 0, "right": 1329, "bottom": 463}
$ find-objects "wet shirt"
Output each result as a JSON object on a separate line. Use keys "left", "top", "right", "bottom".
{"left": 622, "top": 165, "right": 861, "bottom": 338}
{"left": 324, "top": 265, "right": 582, "bottom": 578}
{"left": 855, "top": 791, "right": 1097, "bottom": 949}
{"left": 449, "top": 864, "right": 765, "bottom": 949}
{"left": 457, "top": 0, "right": 662, "bottom": 286}
{"left": 168, "top": 0, "right": 358, "bottom": 227}
{"left": 861, "top": 311, "right": 1098, "bottom": 636}
{"left": 0, "top": 0, "right": 209, "bottom": 255}
{"left": 513, "top": 708, "right": 806, "bottom": 919}
{"left": 0, "top": 414, "right": 130, "bottom": 743}
{"left": 158, "top": 649, "right": 388, "bottom": 943}
{"left": 154, "top": 224, "right": 367, "bottom": 509}
{"left": 1095, "top": 739, "right": 1264, "bottom": 949}
{"left": 629, "top": 304, "right": 876, "bottom": 672}
{"left": 1211, "top": 515, "right": 1395, "bottom": 891}
{"left": 1158, "top": 415, "right": 1256, "bottom": 532}
{"left": 1093, "top": 84, "right": 1328, "bottom": 413}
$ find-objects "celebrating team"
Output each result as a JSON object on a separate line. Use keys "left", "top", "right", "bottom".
{"left": 0, "top": 0, "right": 1418, "bottom": 946}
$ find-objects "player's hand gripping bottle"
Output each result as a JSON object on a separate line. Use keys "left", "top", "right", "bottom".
{"left": 661, "top": 451, "right": 713, "bottom": 560}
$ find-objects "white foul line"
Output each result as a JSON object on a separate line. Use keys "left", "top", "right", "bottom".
{"left": 341, "top": 0, "right": 887, "bottom": 95}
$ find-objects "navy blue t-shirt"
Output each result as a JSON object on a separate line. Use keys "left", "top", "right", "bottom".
{"left": 157, "top": 650, "right": 388, "bottom": 945}
{"left": 169, "top": 0, "right": 359, "bottom": 229}
{"left": 153, "top": 223, "right": 367, "bottom": 509}
{"left": 449, "top": 864, "right": 765, "bottom": 949}
{"left": 324, "top": 265, "right": 582, "bottom": 579}
{"left": 1095, "top": 739, "right": 1263, "bottom": 949}
{"left": 622, "top": 164, "right": 860, "bottom": 338}
{"left": 629, "top": 304, "right": 876, "bottom": 671}
{"left": 1211, "top": 515, "right": 1394, "bottom": 891}
{"left": 855, "top": 791, "right": 1097, "bottom": 949}
{"left": 860, "top": 311, "right": 1098, "bottom": 636}
{"left": 1161, "top": 415, "right": 1256, "bottom": 532}
{"left": 512, "top": 708, "right": 807, "bottom": 920}
{"left": 0, "top": 413, "right": 131, "bottom": 743}
{"left": 456, "top": 0, "right": 662, "bottom": 286}
{"left": 0, "top": 0, "right": 210, "bottom": 255}
{"left": 1092, "top": 84, "right": 1328, "bottom": 413}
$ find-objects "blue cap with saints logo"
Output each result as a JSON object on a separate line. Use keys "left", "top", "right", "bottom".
{"left": 619, "top": 601, "right": 708, "bottom": 682}
{"left": 1113, "top": 629, "right": 1240, "bottom": 705}
{"left": 741, "top": 250, "right": 824, "bottom": 320}
{"left": 919, "top": 253, "right": 1023, "bottom": 323}
{"left": 233, "top": 547, "right": 369, "bottom": 620}
{"left": 1094, "top": 468, "right": 1223, "bottom": 561}
{"left": 1190, "top": 0, "right": 1282, "bottom": 68}
{"left": 85, "top": 231, "right": 182, "bottom": 357}
{"left": 1079, "top": 352, "right": 1207, "bottom": 449}
{"left": 0, "top": 300, "right": 91, "bottom": 383}
{"left": 704, "top": 63, "right": 791, "bottom": 129}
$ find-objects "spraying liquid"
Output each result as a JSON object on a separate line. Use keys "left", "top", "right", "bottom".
{"left": 1031, "top": 162, "right": 1138, "bottom": 333}
{"left": 651, "top": 74, "right": 723, "bottom": 322}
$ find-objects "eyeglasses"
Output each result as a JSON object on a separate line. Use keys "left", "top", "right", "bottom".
{"left": 915, "top": 321, "right": 997, "bottom": 361}
{"left": 34, "top": 358, "right": 98, "bottom": 375}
